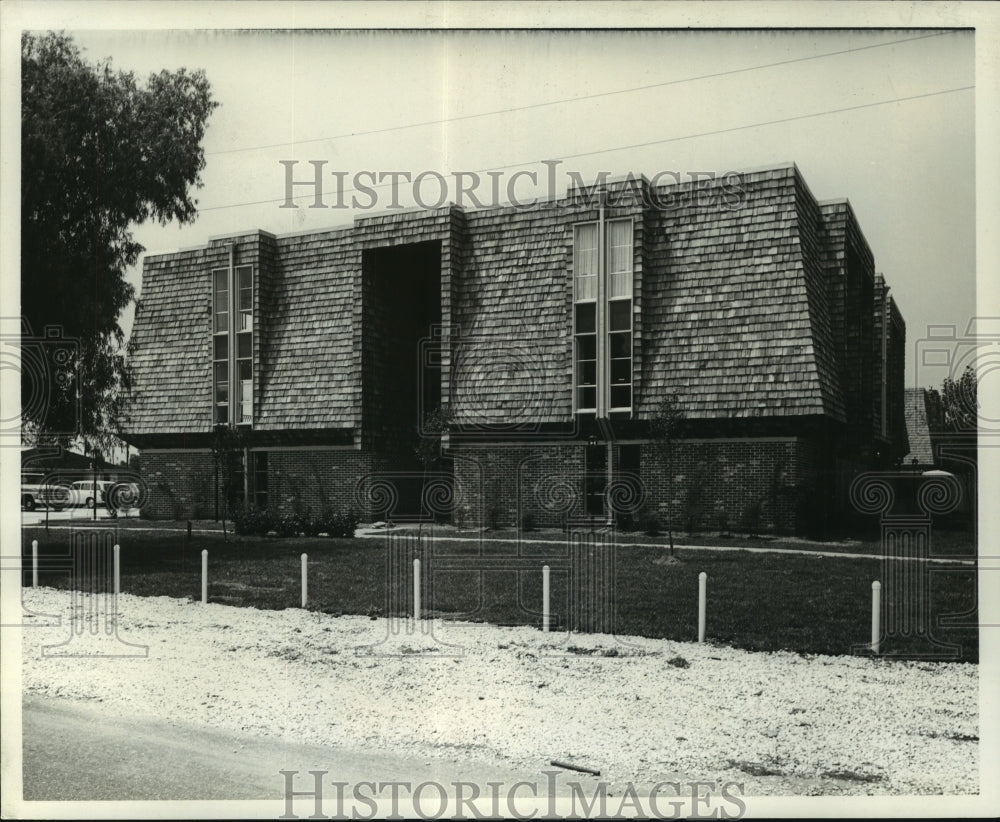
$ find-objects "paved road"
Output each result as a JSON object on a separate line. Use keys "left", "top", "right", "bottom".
{"left": 20, "top": 695, "right": 558, "bottom": 803}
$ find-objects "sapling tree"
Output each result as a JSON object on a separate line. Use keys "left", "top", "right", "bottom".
{"left": 648, "top": 394, "right": 686, "bottom": 557}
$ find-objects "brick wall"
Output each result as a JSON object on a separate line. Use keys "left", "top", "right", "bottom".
{"left": 141, "top": 451, "right": 217, "bottom": 519}
{"left": 450, "top": 436, "right": 828, "bottom": 535}
{"left": 142, "top": 437, "right": 842, "bottom": 534}
{"left": 140, "top": 448, "right": 391, "bottom": 521}
{"left": 640, "top": 437, "right": 820, "bottom": 535}
{"left": 451, "top": 444, "right": 587, "bottom": 528}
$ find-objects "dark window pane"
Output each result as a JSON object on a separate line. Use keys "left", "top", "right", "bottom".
{"left": 238, "top": 332, "right": 252, "bottom": 359}
{"left": 215, "top": 311, "right": 228, "bottom": 333}
{"left": 610, "top": 358, "right": 631, "bottom": 385}
{"left": 215, "top": 404, "right": 228, "bottom": 424}
{"left": 620, "top": 444, "right": 640, "bottom": 473}
{"left": 214, "top": 361, "right": 228, "bottom": 382}
{"left": 578, "top": 360, "right": 596, "bottom": 386}
{"left": 609, "top": 300, "right": 631, "bottom": 331}
{"left": 575, "top": 302, "right": 596, "bottom": 333}
{"left": 214, "top": 336, "right": 228, "bottom": 360}
{"left": 253, "top": 452, "right": 268, "bottom": 493}
{"left": 238, "top": 266, "right": 252, "bottom": 292}
{"left": 610, "top": 385, "right": 632, "bottom": 409}
{"left": 578, "top": 387, "right": 596, "bottom": 409}
{"left": 585, "top": 444, "right": 607, "bottom": 472}
{"left": 214, "top": 269, "right": 227, "bottom": 293}
{"left": 609, "top": 332, "right": 631, "bottom": 359}
{"left": 577, "top": 334, "right": 596, "bottom": 360}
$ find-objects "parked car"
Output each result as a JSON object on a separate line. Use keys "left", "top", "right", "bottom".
{"left": 65, "top": 480, "right": 118, "bottom": 509}
{"left": 21, "top": 473, "right": 45, "bottom": 511}
{"left": 21, "top": 473, "right": 67, "bottom": 511}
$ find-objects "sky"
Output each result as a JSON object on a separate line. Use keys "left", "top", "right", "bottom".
{"left": 40, "top": 27, "right": 981, "bottom": 388}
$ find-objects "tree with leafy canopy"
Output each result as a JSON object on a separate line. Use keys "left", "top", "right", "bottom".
{"left": 21, "top": 31, "right": 218, "bottom": 453}
{"left": 926, "top": 364, "right": 978, "bottom": 433}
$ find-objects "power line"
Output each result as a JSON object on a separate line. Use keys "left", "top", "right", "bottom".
{"left": 206, "top": 31, "right": 959, "bottom": 157}
{"left": 197, "top": 84, "right": 974, "bottom": 213}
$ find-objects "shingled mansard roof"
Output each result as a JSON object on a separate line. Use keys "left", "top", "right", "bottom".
{"left": 126, "top": 163, "right": 887, "bottom": 437}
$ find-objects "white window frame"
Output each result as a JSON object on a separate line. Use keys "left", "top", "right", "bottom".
{"left": 212, "top": 264, "right": 254, "bottom": 426}
{"left": 572, "top": 217, "right": 634, "bottom": 415}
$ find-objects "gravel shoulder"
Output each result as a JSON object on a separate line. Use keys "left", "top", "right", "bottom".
{"left": 19, "top": 587, "right": 978, "bottom": 796}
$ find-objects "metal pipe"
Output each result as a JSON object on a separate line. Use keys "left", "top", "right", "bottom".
{"left": 698, "top": 572, "right": 707, "bottom": 643}
{"left": 542, "top": 565, "right": 550, "bottom": 632}
{"left": 413, "top": 557, "right": 421, "bottom": 621}
{"left": 871, "top": 580, "right": 881, "bottom": 654}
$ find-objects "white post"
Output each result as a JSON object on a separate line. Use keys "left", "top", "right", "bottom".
{"left": 542, "top": 564, "right": 551, "bottom": 633}
{"left": 113, "top": 544, "right": 120, "bottom": 596}
{"left": 201, "top": 549, "right": 208, "bottom": 605}
{"left": 698, "top": 572, "right": 707, "bottom": 643}
{"left": 413, "top": 557, "right": 421, "bottom": 621}
{"left": 301, "top": 553, "right": 308, "bottom": 608}
{"left": 871, "top": 580, "right": 881, "bottom": 654}
{"left": 32, "top": 540, "right": 38, "bottom": 588}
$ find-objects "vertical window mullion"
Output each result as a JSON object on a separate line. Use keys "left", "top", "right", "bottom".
{"left": 596, "top": 210, "right": 606, "bottom": 417}
{"left": 606, "top": 218, "right": 633, "bottom": 413}
{"left": 573, "top": 223, "right": 599, "bottom": 413}
{"left": 212, "top": 268, "right": 229, "bottom": 424}
{"left": 228, "top": 261, "right": 237, "bottom": 425}
{"left": 235, "top": 266, "right": 254, "bottom": 425}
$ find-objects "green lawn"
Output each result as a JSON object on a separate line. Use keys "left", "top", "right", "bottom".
{"left": 21, "top": 526, "right": 979, "bottom": 662}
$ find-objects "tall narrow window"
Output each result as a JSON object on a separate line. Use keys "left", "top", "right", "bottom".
{"left": 252, "top": 451, "right": 268, "bottom": 509}
{"left": 212, "top": 268, "right": 229, "bottom": 424}
{"left": 236, "top": 265, "right": 253, "bottom": 423}
{"left": 212, "top": 264, "right": 254, "bottom": 426}
{"left": 585, "top": 441, "right": 607, "bottom": 516}
{"left": 607, "top": 219, "right": 633, "bottom": 411}
{"left": 573, "top": 218, "right": 634, "bottom": 415}
{"left": 574, "top": 224, "right": 599, "bottom": 412}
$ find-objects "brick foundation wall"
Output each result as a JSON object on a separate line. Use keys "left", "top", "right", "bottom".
{"left": 451, "top": 437, "right": 830, "bottom": 535}
{"left": 143, "top": 437, "right": 838, "bottom": 534}
{"left": 452, "top": 444, "right": 588, "bottom": 528}
{"left": 140, "top": 448, "right": 394, "bottom": 521}
{"left": 266, "top": 449, "right": 397, "bottom": 517}
{"left": 141, "top": 451, "right": 217, "bottom": 520}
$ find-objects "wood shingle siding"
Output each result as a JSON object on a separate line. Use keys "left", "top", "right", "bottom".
{"left": 639, "top": 166, "right": 844, "bottom": 420}
{"left": 126, "top": 163, "right": 896, "bottom": 447}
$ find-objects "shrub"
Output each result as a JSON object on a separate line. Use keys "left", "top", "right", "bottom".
{"left": 234, "top": 507, "right": 358, "bottom": 538}
{"left": 641, "top": 513, "right": 661, "bottom": 536}
{"left": 233, "top": 504, "right": 274, "bottom": 537}
{"left": 301, "top": 513, "right": 320, "bottom": 537}
{"left": 319, "top": 511, "right": 359, "bottom": 538}
{"left": 486, "top": 505, "right": 503, "bottom": 530}
{"left": 616, "top": 512, "right": 639, "bottom": 532}
{"left": 713, "top": 501, "right": 730, "bottom": 535}
{"left": 741, "top": 500, "right": 763, "bottom": 536}
{"left": 275, "top": 512, "right": 308, "bottom": 538}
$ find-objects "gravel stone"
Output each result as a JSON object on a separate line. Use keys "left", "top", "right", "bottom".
{"left": 20, "top": 588, "right": 978, "bottom": 795}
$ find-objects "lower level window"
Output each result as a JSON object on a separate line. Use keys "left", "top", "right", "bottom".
{"left": 253, "top": 452, "right": 268, "bottom": 509}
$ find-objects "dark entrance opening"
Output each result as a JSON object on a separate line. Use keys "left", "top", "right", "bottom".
{"left": 363, "top": 240, "right": 444, "bottom": 518}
